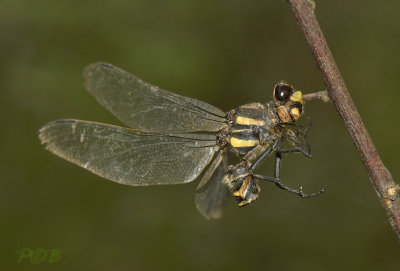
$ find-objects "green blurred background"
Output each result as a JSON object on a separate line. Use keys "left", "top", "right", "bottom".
{"left": 1, "top": 0, "right": 399, "bottom": 270}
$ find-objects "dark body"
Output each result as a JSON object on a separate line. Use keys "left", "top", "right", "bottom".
{"left": 39, "top": 62, "right": 321, "bottom": 220}
{"left": 227, "top": 103, "right": 282, "bottom": 159}
{"left": 222, "top": 103, "right": 284, "bottom": 206}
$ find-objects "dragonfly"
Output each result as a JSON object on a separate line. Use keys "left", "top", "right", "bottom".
{"left": 39, "top": 62, "right": 325, "bottom": 219}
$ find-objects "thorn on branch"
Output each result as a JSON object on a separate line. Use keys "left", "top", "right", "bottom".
{"left": 306, "top": 0, "right": 316, "bottom": 11}
{"left": 385, "top": 184, "right": 400, "bottom": 201}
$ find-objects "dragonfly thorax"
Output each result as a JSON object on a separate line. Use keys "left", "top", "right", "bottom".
{"left": 226, "top": 103, "right": 277, "bottom": 156}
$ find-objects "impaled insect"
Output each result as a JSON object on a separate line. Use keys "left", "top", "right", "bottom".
{"left": 39, "top": 62, "right": 325, "bottom": 219}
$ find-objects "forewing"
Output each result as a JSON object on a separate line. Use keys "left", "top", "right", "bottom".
{"left": 39, "top": 120, "right": 218, "bottom": 185}
{"left": 83, "top": 62, "right": 227, "bottom": 133}
{"left": 194, "top": 152, "right": 228, "bottom": 219}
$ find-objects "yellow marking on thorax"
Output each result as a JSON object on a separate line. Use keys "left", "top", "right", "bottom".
{"left": 230, "top": 137, "right": 259, "bottom": 148}
{"left": 236, "top": 116, "right": 266, "bottom": 126}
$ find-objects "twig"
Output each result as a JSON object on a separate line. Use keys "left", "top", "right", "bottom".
{"left": 303, "top": 90, "right": 330, "bottom": 102}
{"left": 286, "top": 0, "right": 400, "bottom": 240}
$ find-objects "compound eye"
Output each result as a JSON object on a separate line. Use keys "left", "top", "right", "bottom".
{"left": 274, "top": 83, "right": 293, "bottom": 102}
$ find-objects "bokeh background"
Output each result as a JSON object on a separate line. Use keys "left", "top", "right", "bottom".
{"left": 1, "top": 0, "right": 400, "bottom": 270}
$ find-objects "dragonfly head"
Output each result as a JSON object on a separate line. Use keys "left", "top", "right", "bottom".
{"left": 273, "top": 82, "right": 304, "bottom": 123}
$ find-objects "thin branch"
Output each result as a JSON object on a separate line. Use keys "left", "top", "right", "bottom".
{"left": 303, "top": 90, "right": 330, "bottom": 102}
{"left": 286, "top": 0, "right": 400, "bottom": 240}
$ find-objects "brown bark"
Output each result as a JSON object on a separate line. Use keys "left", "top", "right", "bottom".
{"left": 286, "top": 0, "right": 400, "bottom": 240}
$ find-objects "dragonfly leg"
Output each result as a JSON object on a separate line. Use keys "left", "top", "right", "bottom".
{"left": 253, "top": 152, "right": 326, "bottom": 198}
{"left": 278, "top": 118, "right": 312, "bottom": 158}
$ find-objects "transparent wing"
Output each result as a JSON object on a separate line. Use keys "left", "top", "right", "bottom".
{"left": 39, "top": 119, "right": 218, "bottom": 185}
{"left": 83, "top": 62, "right": 227, "bottom": 133}
{"left": 194, "top": 152, "right": 228, "bottom": 219}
